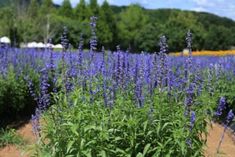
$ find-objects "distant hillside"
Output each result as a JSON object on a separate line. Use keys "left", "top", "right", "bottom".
{"left": 0, "top": 1, "right": 234, "bottom": 51}
{"left": 111, "top": 5, "right": 234, "bottom": 23}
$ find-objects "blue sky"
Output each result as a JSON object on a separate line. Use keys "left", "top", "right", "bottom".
{"left": 53, "top": 0, "right": 235, "bottom": 20}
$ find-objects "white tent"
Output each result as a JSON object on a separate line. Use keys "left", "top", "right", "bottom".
{"left": 27, "top": 42, "right": 38, "bottom": 48}
{"left": 54, "top": 44, "right": 63, "bottom": 49}
{"left": 36, "top": 42, "right": 45, "bottom": 48}
{"left": 0, "top": 36, "right": 10, "bottom": 43}
{"left": 45, "top": 43, "right": 54, "bottom": 48}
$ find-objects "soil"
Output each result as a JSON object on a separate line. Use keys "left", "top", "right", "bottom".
{"left": 0, "top": 122, "right": 234, "bottom": 157}
{"left": 0, "top": 122, "right": 35, "bottom": 157}
{"left": 205, "top": 123, "right": 235, "bottom": 157}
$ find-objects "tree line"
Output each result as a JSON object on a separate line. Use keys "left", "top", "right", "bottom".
{"left": 0, "top": 0, "right": 235, "bottom": 52}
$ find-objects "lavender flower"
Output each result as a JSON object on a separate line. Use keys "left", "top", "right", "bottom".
{"left": 184, "top": 83, "right": 195, "bottom": 106}
{"left": 185, "top": 30, "right": 193, "bottom": 81}
{"left": 186, "top": 30, "right": 193, "bottom": 56}
{"left": 226, "top": 110, "right": 234, "bottom": 124}
{"left": 159, "top": 35, "right": 168, "bottom": 54}
{"left": 90, "top": 16, "right": 98, "bottom": 52}
{"left": 61, "top": 26, "right": 69, "bottom": 51}
{"left": 157, "top": 35, "right": 168, "bottom": 89}
{"left": 215, "top": 97, "right": 226, "bottom": 116}
{"left": 190, "top": 111, "right": 196, "bottom": 130}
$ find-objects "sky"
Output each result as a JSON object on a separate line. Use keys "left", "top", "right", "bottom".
{"left": 53, "top": 0, "right": 235, "bottom": 20}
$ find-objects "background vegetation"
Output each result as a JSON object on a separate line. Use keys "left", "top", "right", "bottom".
{"left": 0, "top": 0, "right": 235, "bottom": 52}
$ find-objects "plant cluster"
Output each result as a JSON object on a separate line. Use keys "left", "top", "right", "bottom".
{"left": 0, "top": 17, "right": 235, "bottom": 157}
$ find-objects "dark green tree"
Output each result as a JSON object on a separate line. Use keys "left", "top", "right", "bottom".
{"left": 97, "top": 10, "right": 112, "bottom": 49}
{"left": 117, "top": 4, "right": 148, "bottom": 51}
{"left": 164, "top": 12, "right": 205, "bottom": 51}
{"left": 59, "top": 0, "right": 73, "bottom": 18}
{"left": 100, "top": 0, "right": 118, "bottom": 49}
{"left": 27, "top": 0, "right": 39, "bottom": 18}
{"left": 40, "top": 0, "right": 54, "bottom": 15}
{"left": 204, "top": 25, "right": 232, "bottom": 50}
{"left": 75, "top": 0, "right": 89, "bottom": 21}
{"left": 89, "top": 0, "right": 99, "bottom": 16}
{"left": 135, "top": 23, "right": 163, "bottom": 52}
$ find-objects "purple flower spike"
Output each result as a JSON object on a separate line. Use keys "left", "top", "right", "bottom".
{"left": 226, "top": 110, "right": 234, "bottom": 124}
{"left": 190, "top": 111, "right": 196, "bottom": 130}
{"left": 215, "top": 97, "right": 226, "bottom": 116}
{"left": 186, "top": 30, "right": 193, "bottom": 56}
{"left": 90, "top": 16, "right": 98, "bottom": 52}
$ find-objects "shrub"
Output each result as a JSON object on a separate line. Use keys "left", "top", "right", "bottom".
{"left": 0, "top": 65, "right": 37, "bottom": 127}
{"left": 35, "top": 87, "right": 212, "bottom": 157}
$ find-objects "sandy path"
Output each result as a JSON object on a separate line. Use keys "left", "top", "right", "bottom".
{"left": 205, "top": 123, "right": 235, "bottom": 157}
{"left": 0, "top": 123, "right": 35, "bottom": 157}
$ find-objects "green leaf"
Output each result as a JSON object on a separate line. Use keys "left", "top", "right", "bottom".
{"left": 100, "top": 150, "right": 106, "bottom": 157}
{"left": 136, "top": 152, "right": 143, "bottom": 157}
{"left": 143, "top": 143, "right": 151, "bottom": 156}
{"left": 66, "top": 141, "right": 75, "bottom": 154}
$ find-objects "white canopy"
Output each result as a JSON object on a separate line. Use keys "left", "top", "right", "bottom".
{"left": 37, "top": 42, "right": 45, "bottom": 48}
{"left": 0, "top": 36, "right": 11, "bottom": 43}
{"left": 54, "top": 44, "right": 63, "bottom": 49}
{"left": 45, "top": 43, "right": 54, "bottom": 48}
{"left": 27, "top": 42, "right": 38, "bottom": 48}
{"left": 26, "top": 42, "right": 62, "bottom": 49}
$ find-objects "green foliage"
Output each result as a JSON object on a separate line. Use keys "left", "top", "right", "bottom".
{"left": 0, "top": 1, "right": 235, "bottom": 51}
{"left": 28, "top": 0, "right": 39, "bottom": 18}
{"left": 74, "top": 0, "right": 90, "bottom": 21}
{"left": 0, "top": 128, "right": 25, "bottom": 148}
{"left": 0, "top": 65, "right": 37, "bottom": 127}
{"left": 33, "top": 83, "right": 214, "bottom": 157}
{"left": 40, "top": 0, "right": 54, "bottom": 15}
{"left": 135, "top": 23, "right": 162, "bottom": 52}
{"left": 59, "top": 0, "right": 73, "bottom": 18}
{"left": 117, "top": 4, "right": 148, "bottom": 51}
{"left": 89, "top": 0, "right": 99, "bottom": 15}
{"left": 204, "top": 25, "right": 233, "bottom": 50}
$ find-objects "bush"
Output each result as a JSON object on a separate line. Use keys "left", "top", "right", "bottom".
{"left": 35, "top": 86, "right": 212, "bottom": 157}
{"left": 0, "top": 65, "right": 37, "bottom": 127}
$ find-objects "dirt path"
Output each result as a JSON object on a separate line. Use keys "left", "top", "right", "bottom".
{"left": 205, "top": 123, "right": 235, "bottom": 157}
{"left": 0, "top": 122, "right": 234, "bottom": 157}
{"left": 0, "top": 122, "right": 35, "bottom": 157}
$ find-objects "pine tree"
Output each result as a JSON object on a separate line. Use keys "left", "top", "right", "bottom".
{"left": 97, "top": 0, "right": 116, "bottom": 49}
{"left": 75, "top": 0, "right": 89, "bottom": 21}
{"left": 89, "top": 0, "right": 99, "bottom": 16}
{"left": 59, "top": 0, "right": 73, "bottom": 18}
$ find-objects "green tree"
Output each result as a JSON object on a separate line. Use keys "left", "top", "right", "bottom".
{"left": 0, "top": 6, "right": 22, "bottom": 47}
{"left": 27, "top": 0, "right": 39, "bottom": 18}
{"left": 135, "top": 23, "right": 164, "bottom": 52}
{"left": 164, "top": 12, "right": 205, "bottom": 51}
{"left": 89, "top": 0, "right": 99, "bottom": 16}
{"left": 59, "top": 0, "right": 73, "bottom": 18}
{"left": 75, "top": 0, "right": 89, "bottom": 21}
{"left": 204, "top": 25, "right": 232, "bottom": 50}
{"left": 100, "top": 0, "right": 118, "bottom": 49}
{"left": 97, "top": 10, "right": 112, "bottom": 49}
{"left": 40, "top": 0, "right": 54, "bottom": 15}
{"left": 117, "top": 4, "right": 148, "bottom": 51}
